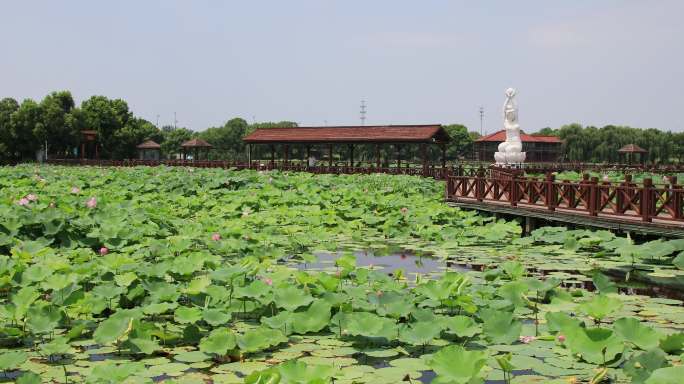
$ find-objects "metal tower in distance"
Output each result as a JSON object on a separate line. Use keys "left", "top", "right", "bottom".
{"left": 360, "top": 100, "right": 367, "bottom": 126}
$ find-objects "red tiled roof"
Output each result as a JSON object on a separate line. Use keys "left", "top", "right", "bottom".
{"left": 243, "top": 125, "right": 450, "bottom": 143}
{"left": 475, "top": 130, "right": 562, "bottom": 143}
{"left": 618, "top": 144, "right": 647, "bottom": 153}
{"left": 136, "top": 140, "right": 161, "bottom": 149}
{"left": 181, "top": 138, "right": 213, "bottom": 148}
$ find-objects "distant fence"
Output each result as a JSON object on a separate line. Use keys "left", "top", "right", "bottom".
{"left": 45, "top": 159, "right": 452, "bottom": 179}
{"left": 446, "top": 172, "right": 684, "bottom": 224}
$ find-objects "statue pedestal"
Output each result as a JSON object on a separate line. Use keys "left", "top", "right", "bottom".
{"left": 494, "top": 151, "right": 526, "bottom": 165}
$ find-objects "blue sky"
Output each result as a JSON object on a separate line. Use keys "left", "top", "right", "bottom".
{"left": 1, "top": 1, "right": 682, "bottom": 133}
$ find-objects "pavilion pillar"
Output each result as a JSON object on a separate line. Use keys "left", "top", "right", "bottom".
{"left": 396, "top": 144, "right": 401, "bottom": 169}
{"left": 248, "top": 144, "right": 252, "bottom": 166}
{"left": 284, "top": 144, "right": 289, "bottom": 166}
{"left": 306, "top": 145, "right": 311, "bottom": 167}
{"left": 421, "top": 143, "right": 428, "bottom": 176}
{"left": 349, "top": 144, "right": 354, "bottom": 168}
{"left": 81, "top": 143, "right": 85, "bottom": 159}
{"left": 375, "top": 144, "right": 381, "bottom": 169}
{"left": 95, "top": 144, "right": 99, "bottom": 160}
{"left": 441, "top": 144, "right": 446, "bottom": 168}
{"left": 328, "top": 144, "right": 333, "bottom": 167}
{"left": 270, "top": 145, "right": 275, "bottom": 168}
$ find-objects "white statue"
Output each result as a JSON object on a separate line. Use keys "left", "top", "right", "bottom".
{"left": 494, "top": 87, "right": 526, "bottom": 164}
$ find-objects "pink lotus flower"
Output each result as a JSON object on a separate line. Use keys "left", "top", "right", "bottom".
{"left": 26, "top": 194, "right": 38, "bottom": 202}
{"left": 400, "top": 207, "right": 408, "bottom": 215}
{"left": 557, "top": 334, "right": 566, "bottom": 343}
{"left": 99, "top": 247, "right": 108, "bottom": 255}
{"left": 86, "top": 197, "right": 97, "bottom": 208}
{"left": 71, "top": 187, "right": 80, "bottom": 194}
{"left": 211, "top": 233, "right": 221, "bottom": 241}
{"left": 263, "top": 278, "right": 273, "bottom": 286}
{"left": 17, "top": 198, "right": 30, "bottom": 206}
{"left": 519, "top": 336, "right": 537, "bottom": 344}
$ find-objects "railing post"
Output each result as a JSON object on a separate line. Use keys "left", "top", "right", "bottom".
{"left": 589, "top": 176, "right": 598, "bottom": 216}
{"left": 510, "top": 177, "right": 518, "bottom": 207}
{"left": 546, "top": 173, "right": 556, "bottom": 211}
{"left": 671, "top": 176, "right": 683, "bottom": 220}
{"left": 641, "top": 178, "right": 654, "bottom": 222}
{"left": 476, "top": 167, "right": 485, "bottom": 201}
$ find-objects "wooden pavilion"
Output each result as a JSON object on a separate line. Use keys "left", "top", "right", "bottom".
{"left": 181, "top": 138, "right": 213, "bottom": 160}
{"left": 80, "top": 130, "right": 99, "bottom": 159}
{"left": 242, "top": 124, "right": 451, "bottom": 169}
{"left": 618, "top": 144, "right": 648, "bottom": 164}
{"left": 136, "top": 140, "right": 161, "bottom": 160}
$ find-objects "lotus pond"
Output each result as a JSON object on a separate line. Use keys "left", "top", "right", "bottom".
{"left": 1, "top": 165, "right": 684, "bottom": 384}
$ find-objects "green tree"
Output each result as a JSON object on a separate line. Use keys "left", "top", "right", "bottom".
{"left": 80, "top": 96, "right": 131, "bottom": 157}
{"left": 161, "top": 128, "right": 193, "bottom": 159}
{"left": 38, "top": 91, "right": 78, "bottom": 157}
{"left": 10, "top": 99, "right": 43, "bottom": 160}
{"left": 442, "top": 124, "right": 475, "bottom": 160}
{"left": 111, "top": 118, "right": 161, "bottom": 159}
{"left": 0, "top": 98, "right": 19, "bottom": 161}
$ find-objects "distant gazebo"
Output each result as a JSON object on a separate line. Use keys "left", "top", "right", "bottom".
{"left": 136, "top": 140, "right": 161, "bottom": 160}
{"left": 80, "top": 130, "right": 99, "bottom": 159}
{"left": 181, "top": 138, "right": 212, "bottom": 160}
{"left": 618, "top": 144, "right": 648, "bottom": 164}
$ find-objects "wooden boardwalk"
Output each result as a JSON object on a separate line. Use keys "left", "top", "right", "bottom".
{"left": 446, "top": 173, "right": 684, "bottom": 237}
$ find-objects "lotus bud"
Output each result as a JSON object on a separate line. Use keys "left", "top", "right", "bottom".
{"left": 557, "top": 334, "right": 566, "bottom": 343}
{"left": 26, "top": 194, "right": 38, "bottom": 202}
{"left": 263, "top": 278, "right": 273, "bottom": 286}
{"left": 99, "top": 247, "right": 109, "bottom": 256}
{"left": 17, "top": 198, "right": 30, "bottom": 206}
{"left": 86, "top": 197, "right": 97, "bottom": 208}
{"left": 400, "top": 207, "right": 408, "bottom": 215}
{"left": 71, "top": 186, "right": 80, "bottom": 194}
{"left": 211, "top": 233, "right": 221, "bottom": 241}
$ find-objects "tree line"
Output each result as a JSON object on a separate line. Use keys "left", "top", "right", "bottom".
{"left": 3, "top": 91, "right": 679, "bottom": 165}
{"left": 534, "top": 124, "right": 684, "bottom": 163}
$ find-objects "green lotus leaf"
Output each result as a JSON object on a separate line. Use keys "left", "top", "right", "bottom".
{"left": 645, "top": 366, "right": 684, "bottom": 384}
{"left": 274, "top": 286, "right": 314, "bottom": 311}
{"left": 142, "top": 302, "right": 178, "bottom": 315}
{"left": 185, "top": 275, "right": 211, "bottom": 295}
{"left": 10, "top": 286, "right": 39, "bottom": 320}
{"left": 613, "top": 317, "right": 663, "bottom": 350}
{"left": 202, "top": 308, "right": 231, "bottom": 326}
{"left": 428, "top": 345, "right": 488, "bottom": 384}
{"left": 86, "top": 361, "right": 146, "bottom": 383}
{"left": 199, "top": 328, "right": 237, "bottom": 356}
{"left": 658, "top": 332, "right": 684, "bottom": 354}
{"left": 40, "top": 335, "right": 73, "bottom": 357}
{"left": 278, "top": 359, "right": 334, "bottom": 383}
{"left": 592, "top": 272, "right": 618, "bottom": 294}
{"left": 93, "top": 309, "right": 141, "bottom": 345}
{"left": 480, "top": 309, "right": 522, "bottom": 345}
{"left": 291, "top": 300, "right": 331, "bottom": 334}
{"left": 545, "top": 311, "right": 582, "bottom": 334}
{"left": 129, "top": 337, "right": 162, "bottom": 355}
{"left": 498, "top": 281, "right": 529, "bottom": 307}
{"left": 0, "top": 350, "right": 27, "bottom": 371}
{"left": 174, "top": 351, "right": 210, "bottom": 363}
{"left": 623, "top": 348, "right": 669, "bottom": 384}
{"left": 237, "top": 327, "right": 288, "bottom": 353}
{"left": 244, "top": 369, "right": 281, "bottom": 384}
{"left": 442, "top": 315, "right": 480, "bottom": 338}
{"left": 235, "top": 280, "right": 272, "bottom": 300}
{"left": 26, "top": 303, "right": 61, "bottom": 334}
{"left": 578, "top": 294, "right": 623, "bottom": 322}
{"left": 114, "top": 272, "right": 138, "bottom": 288}
{"left": 16, "top": 372, "right": 41, "bottom": 384}
{"left": 174, "top": 306, "right": 202, "bottom": 324}
{"left": 502, "top": 261, "right": 525, "bottom": 280}
{"left": 563, "top": 326, "right": 624, "bottom": 365}
{"left": 334, "top": 311, "right": 398, "bottom": 340}
{"left": 399, "top": 321, "right": 442, "bottom": 345}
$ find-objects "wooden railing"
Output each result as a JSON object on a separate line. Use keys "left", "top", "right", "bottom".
{"left": 446, "top": 172, "right": 684, "bottom": 223}
{"left": 45, "top": 159, "right": 452, "bottom": 179}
